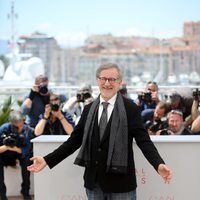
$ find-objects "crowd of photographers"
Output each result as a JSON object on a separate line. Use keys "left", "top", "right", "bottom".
{"left": 0, "top": 74, "right": 200, "bottom": 200}
{"left": 135, "top": 81, "right": 200, "bottom": 136}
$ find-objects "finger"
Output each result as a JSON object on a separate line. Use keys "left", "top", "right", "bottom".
{"left": 27, "top": 165, "right": 35, "bottom": 172}
{"left": 29, "top": 156, "right": 38, "bottom": 161}
{"left": 29, "top": 157, "right": 35, "bottom": 161}
{"left": 27, "top": 165, "right": 40, "bottom": 172}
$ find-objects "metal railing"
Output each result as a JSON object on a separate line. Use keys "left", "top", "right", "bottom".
{"left": 0, "top": 84, "right": 198, "bottom": 102}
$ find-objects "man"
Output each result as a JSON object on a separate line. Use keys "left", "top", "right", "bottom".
{"left": 27, "top": 63, "right": 172, "bottom": 200}
{"left": 136, "top": 81, "right": 160, "bottom": 112}
{"left": 142, "top": 101, "right": 170, "bottom": 135}
{"left": 157, "top": 109, "right": 192, "bottom": 135}
{"left": 34, "top": 94, "right": 74, "bottom": 136}
{"left": 21, "top": 75, "right": 51, "bottom": 128}
{"left": 167, "top": 92, "right": 193, "bottom": 123}
{"left": 63, "top": 83, "right": 94, "bottom": 124}
{"left": 0, "top": 110, "right": 33, "bottom": 200}
{"left": 21, "top": 75, "right": 67, "bottom": 128}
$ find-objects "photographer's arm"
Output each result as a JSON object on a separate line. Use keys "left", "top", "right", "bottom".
{"left": 53, "top": 111, "right": 74, "bottom": 135}
{"left": 34, "top": 119, "right": 47, "bottom": 136}
{"left": 35, "top": 105, "right": 51, "bottom": 136}
{"left": 191, "top": 99, "right": 199, "bottom": 121}
{"left": 191, "top": 115, "right": 200, "bottom": 133}
{"left": 151, "top": 91, "right": 160, "bottom": 103}
{"left": 7, "top": 146, "right": 22, "bottom": 154}
{"left": 23, "top": 85, "right": 39, "bottom": 109}
{"left": 0, "top": 145, "right": 9, "bottom": 153}
{"left": 0, "top": 145, "right": 21, "bottom": 154}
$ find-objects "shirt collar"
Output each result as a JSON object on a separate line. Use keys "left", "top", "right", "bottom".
{"left": 100, "top": 93, "right": 117, "bottom": 106}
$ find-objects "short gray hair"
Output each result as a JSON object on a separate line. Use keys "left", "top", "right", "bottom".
{"left": 9, "top": 110, "right": 25, "bottom": 124}
{"left": 96, "top": 63, "right": 123, "bottom": 80}
{"left": 35, "top": 74, "right": 48, "bottom": 84}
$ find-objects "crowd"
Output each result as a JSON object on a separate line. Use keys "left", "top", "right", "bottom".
{"left": 135, "top": 81, "right": 200, "bottom": 136}
{"left": 0, "top": 66, "right": 199, "bottom": 200}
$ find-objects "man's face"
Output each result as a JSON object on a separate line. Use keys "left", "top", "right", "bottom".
{"left": 168, "top": 113, "right": 183, "bottom": 133}
{"left": 154, "top": 107, "right": 165, "bottom": 120}
{"left": 146, "top": 83, "right": 157, "bottom": 93}
{"left": 170, "top": 99, "right": 180, "bottom": 110}
{"left": 12, "top": 121, "right": 24, "bottom": 133}
{"left": 37, "top": 80, "right": 48, "bottom": 87}
{"left": 97, "top": 68, "right": 122, "bottom": 101}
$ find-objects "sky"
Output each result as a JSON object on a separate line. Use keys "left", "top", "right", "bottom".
{"left": 0, "top": 0, "right": 200, "bottom": 47}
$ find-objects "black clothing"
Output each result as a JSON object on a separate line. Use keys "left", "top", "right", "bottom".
{"left": 44, "top": 96, "right": 164, "bottom": 193}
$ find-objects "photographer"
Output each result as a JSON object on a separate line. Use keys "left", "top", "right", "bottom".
{"left": 21, "top": 75, "right": 66, "bottom": 128}
{"left": 34, "top": 94, "right": 74, "bottom": 136}
{"left": 167, "top": 92, "right": 193, "bottom": 126}
{"left": 63, "top": 84, "right": 94, "bottom": 124}
{"left": 0, "top": 110, "right": 34, "bottom": 200}
{"left": 143, "top": 101, "right": 170, "bottom": 135}
{"left": 157, "top": 110, "right": 192, "bottom": 136}
{"left": 136, "top": 81, "right": 160, "bottom": 112}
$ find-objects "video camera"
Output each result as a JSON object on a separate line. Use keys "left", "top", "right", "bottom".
{"left": 192, "top": 88, "right": 200, "bottom": 101}
{"left": 1, "top": 132, "right": 25, "bottom": 147}
{"left": 76, "top": 91, "right": 92, "bottom": 103}
{"left": 138, "top": 92, "right": 152, "bottom": 103}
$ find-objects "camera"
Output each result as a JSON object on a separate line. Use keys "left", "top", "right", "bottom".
{"left": 160, "top": 128, "right": 170, "bottom": 135}
{"left": 192, "top": 88, "right": 200, "bottom": 100}
{"left": 76, "top": 91, "right": 92, "bottom": 102}
{"left": 38, "top": 84, "right": 48, "bottom": 94}
{"left": 145, "top": 119, "right": 168, "bottom": 133}
{"left": 138, "top": 92, "right": 152, "bottom": 103}
{"left": 51, "top": 103, "right": 60, "bottom": 111}
{"left": 1, "top": 132, "right": 18, "bottom": 147}
{"left": 1, "top": 132, "right": 25, "bottom": 147}
{"left": 145, "top": 120, "right": 161, "bottom": 132}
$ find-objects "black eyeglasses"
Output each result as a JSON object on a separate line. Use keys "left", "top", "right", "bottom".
{"left": 97, "top": 77, "right": 119, "bottom": 84}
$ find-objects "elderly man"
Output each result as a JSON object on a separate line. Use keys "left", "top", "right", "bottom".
{"left": 0, "top": 111, "right": 33, "bottom": 200}
{"left": 158, "top": 109, "right": 192, "bottom": 135}
{"left": 27, "top": 63, "right": 172, "bottom": 200}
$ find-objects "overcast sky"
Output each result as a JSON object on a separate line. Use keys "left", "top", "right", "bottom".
{"left": 0, "top": 0, "right": 200, "bottom": 47}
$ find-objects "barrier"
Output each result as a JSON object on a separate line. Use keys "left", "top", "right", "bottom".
{"left": 32, "top": 135, "right": 200, "bottom": 200}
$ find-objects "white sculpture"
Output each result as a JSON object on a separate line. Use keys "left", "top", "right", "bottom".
{"left": 3, "top": 57, "right": 45, "bottom": 82}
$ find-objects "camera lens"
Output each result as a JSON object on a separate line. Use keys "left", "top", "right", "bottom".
{"left": 51, "top": 103, "right": 60, "bottom": 111}
{"left": 39, "top": 85, "right": 48, "bottom": 94}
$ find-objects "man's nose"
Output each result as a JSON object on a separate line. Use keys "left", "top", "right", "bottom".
{"left": 104, "top": 79, "right": 111, "bottom": 85}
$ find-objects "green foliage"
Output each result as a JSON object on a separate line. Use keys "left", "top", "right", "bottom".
{"left": 0, "top": 96, "right": 13, "bottom": 126}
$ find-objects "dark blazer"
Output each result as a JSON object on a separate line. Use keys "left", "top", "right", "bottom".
{"left": 44, "top": 96, "right": 164, "bottom": 193}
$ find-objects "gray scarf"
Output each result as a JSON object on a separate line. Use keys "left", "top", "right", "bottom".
{"left": 74, "top": 92, "right": 128, "bottom": 174}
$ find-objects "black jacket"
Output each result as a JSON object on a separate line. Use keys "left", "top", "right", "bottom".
{"left": 44, "top": 96, "right": 164, "bottom": 192}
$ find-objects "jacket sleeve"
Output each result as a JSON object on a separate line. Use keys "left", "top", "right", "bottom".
{"left": 125, "top": 98, "right": 165, "bottom": 171}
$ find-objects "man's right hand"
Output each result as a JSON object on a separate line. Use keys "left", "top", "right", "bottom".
{"left": 27, "top": 156, "right": 47, "bottom": 172}
{"left": 32, "top": 84, "right": 40, "bottom": 93}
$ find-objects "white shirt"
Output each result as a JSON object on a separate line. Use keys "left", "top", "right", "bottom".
{"left": 98, "top": 94, "right": 117, "bottom": 124}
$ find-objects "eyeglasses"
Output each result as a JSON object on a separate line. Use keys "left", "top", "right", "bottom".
{"left": 97, "top": 77, "right": 119, "bottom": 84}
